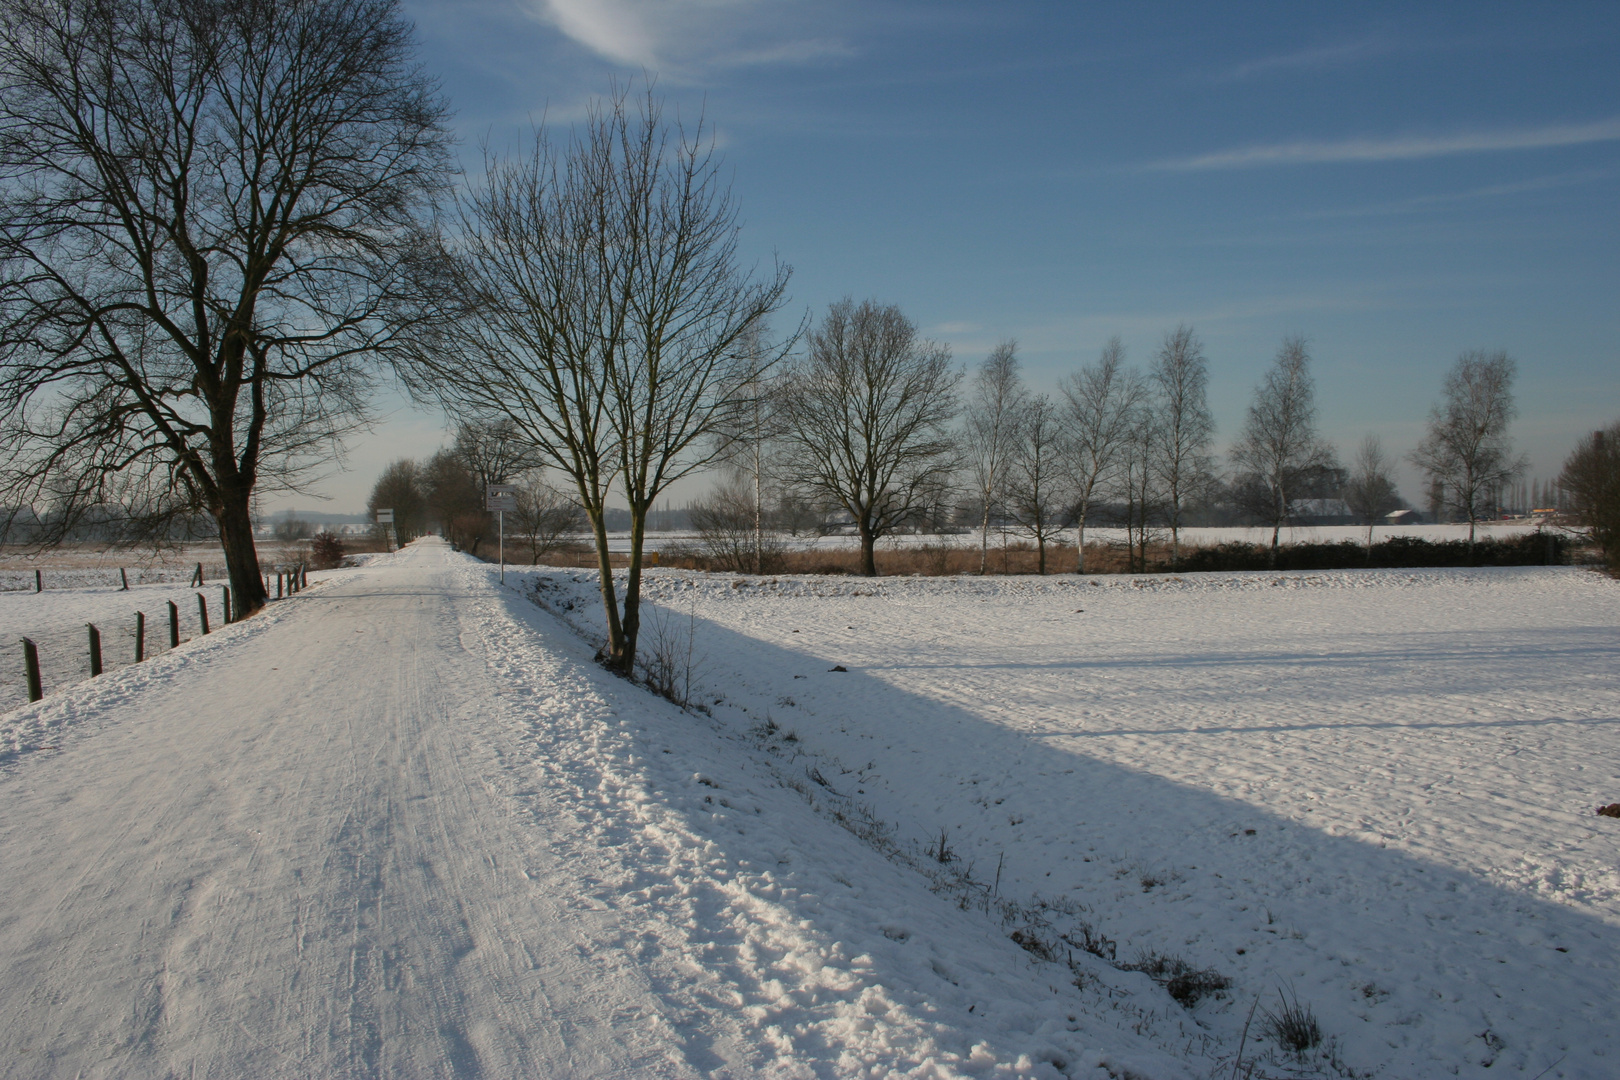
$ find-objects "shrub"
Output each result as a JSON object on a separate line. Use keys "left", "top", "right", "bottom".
{"left": 309, "top": 531, "right": 345, "bottom": 569}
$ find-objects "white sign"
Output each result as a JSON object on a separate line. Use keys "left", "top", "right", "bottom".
{"left": 486, "top": 484, "right": 518, "bottom": 512}
{"left": 375, "top": 508, "right": 394, "bottom": 524}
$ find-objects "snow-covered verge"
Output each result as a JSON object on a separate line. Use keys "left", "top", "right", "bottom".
{"left": 524, "top": 563, "right": 1620, "bottom": 1079}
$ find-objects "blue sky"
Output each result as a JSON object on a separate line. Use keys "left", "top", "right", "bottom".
{"left": 279, "top": 0, "right": 1620, "bottom": 514}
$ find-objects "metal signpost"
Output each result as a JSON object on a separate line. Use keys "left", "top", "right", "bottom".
{"left": 376, "top": 508, "right": 395, "bottom": 552}
{"left": 486, "top": 485, "right": 518, "bottom": 582}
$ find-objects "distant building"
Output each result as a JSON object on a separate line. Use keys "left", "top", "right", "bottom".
{"left": 1384, "top": 509, "right": 1422, "bottom": 525}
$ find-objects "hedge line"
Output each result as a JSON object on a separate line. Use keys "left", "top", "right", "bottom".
{"left": 1175, "top": 533, "right": 1568, "bottom": 572}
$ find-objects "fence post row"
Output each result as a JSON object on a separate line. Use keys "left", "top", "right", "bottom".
{"left": 20, "top": 637, "right": 41, "bottom": 702}
{"left": 87, "top": 623, "right": 102, "bottom": 677}
{"left": 168, "top": 600, "right": 179, "bottom": 649}
{"left": 135, "top": 611, "right": 145, "bottom": 663}
{"left": 197, "top": 592, "right": 209, "bottom": 635}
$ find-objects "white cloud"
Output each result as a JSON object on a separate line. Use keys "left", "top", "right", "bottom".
{"left": 532, "top": 0, "right": 852, "bottom": 80}
{"left": 1161, "top": 117, "right": 1620, "bottom": 171}
{"left": 542, "top": 0, "right": 660, "bottom": 67}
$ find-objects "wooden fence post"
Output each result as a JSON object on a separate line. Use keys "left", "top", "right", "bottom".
{"left": 276, "top": 572, "right": 283, "bottom": 599}
{"left": 34, "top": 569, "right": 41, "bottom": 593}
{"left": 168, "top": 600, "right": 179, "bottom": 649}
{"left": 221, "top": 585, "right": 232, "bottom": 624}
{"left": 120, "top": 567, "right": 129, "bottom": 591}
{"left": 197, "top": 593, "right": 210, "bottom": 635}
{"left": 87, "top": 623, "right": 102, "bottom": 677}
{"left": 21, "top": 637, "right": 41, "bottom": 702}
{"left": 136, "top": 611, "right": 145, "bottom": 662}
{"left": 191, "top": 562, "right": 203, "bottom": 587}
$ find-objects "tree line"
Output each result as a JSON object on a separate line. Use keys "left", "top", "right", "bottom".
{"left": 685, "top": 320, "right": 1536, "bottom": 578}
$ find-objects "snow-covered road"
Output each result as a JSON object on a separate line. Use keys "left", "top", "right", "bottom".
{"left": 0, "top": 540, "right": 720, "bottom": 1076}
{"left": 0, "top": 540, "right": 1181, "bottom": 1080}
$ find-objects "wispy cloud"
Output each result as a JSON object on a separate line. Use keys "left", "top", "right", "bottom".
{"left": 1160, "top": 117, "right": 1620, "bottom": 171}
{"left": 532, "top": 0, "right": 852, "bottom": 81}
{"left": 1223, "top": 38, "right": 1403, "bottom": 81}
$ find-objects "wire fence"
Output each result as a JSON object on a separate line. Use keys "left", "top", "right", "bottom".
{"left": 1, "top": 567, "right": 306, "bottom": 713}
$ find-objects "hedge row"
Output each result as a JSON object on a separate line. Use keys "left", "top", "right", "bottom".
{"left": 1175, "top": 533, "right": 1568, "bottom": 572}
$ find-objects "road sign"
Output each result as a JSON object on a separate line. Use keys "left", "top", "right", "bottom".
{"left": 375, "top": 508, "right": 394, "bottom": 523}
{"left": 486, "top": 484, "right": 518, "bottom": 512}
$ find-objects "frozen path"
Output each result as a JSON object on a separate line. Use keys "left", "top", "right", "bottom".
{"left": 0, "top": 539, "right": 714, "bottom": 1077}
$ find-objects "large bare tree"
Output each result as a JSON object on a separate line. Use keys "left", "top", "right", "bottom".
{"left": 1061, "top": 335, "right": 1145, "bottom": 573}
{"left": 1148, "top": 325, "right": 1215, "bottom": 567}
{"left": 780, "top": 299, "right": 959, "bottom": 577}
{"left": 963, "top": 339, "right": 1026, "bottom": 573}
{"left": 0, "top": 0, "right": 451, "bottom": 615}
{"left": 1229, "top": 336, "right": 1337, "bottom": 563}
{"left": 403, "top": 87, "right": 790, "bottom": 673}
{"left": 1410, "top": 349, "right": 1528, "bottom": 556}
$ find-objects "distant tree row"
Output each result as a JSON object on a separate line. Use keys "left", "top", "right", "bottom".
{"left": 366, "top": 422, "right": 579, "bottom": 561}
{"left": 684, "top": 315, "right": 1531, "bottom": 574}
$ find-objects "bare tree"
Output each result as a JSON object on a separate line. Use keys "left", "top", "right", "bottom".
{"left": 712, "top": 325, "right": 786, "bottom": 573}
{"left": 779, "top": 299, "right": 960, "bottom": 577}
{"left": 1148, "top": 325, "right": 1216, "bottom": 567}
{"left": 1410, "top": 350, "right": 1528, "bottom": 556}
{"left": 401, "top": 86, "right": 790, "bottom": 673}
{"left": 1003, "top": 395, "right": 1072, "bottom": 574}
{"left": 511, "top": 473, "right": 582, "bottom": 564}
{"left": 964, "top": 340, "right": 1026, "bottom": 573}
{"left": 0, "top": 0, "right": 452, "bottom": 616}
{"left": 1061, "top": 336, "right": 1146, "bottom": 573}
{"left": 1341, "top": 435, "right": 1402, "bottom": 550}
{"left": 1229, "top": 336, "right": 1337, "bottom": 564}
{"left": 454, "top": 420, "right": 546, "bottom": 492}
{"left": 688, "top": 475, "right": 786, "bottom": 572}
{"left": 1557, "top": 421, "right": 1619, "bottom": 572}
{"left": 1111, "top": 410, "right": 1162, "bottom": 573}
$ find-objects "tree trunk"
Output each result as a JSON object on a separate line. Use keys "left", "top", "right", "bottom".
{"left": 979, "top": 502, "right": 991, "bottom": 574}
{"left": 586, "top": 509, "right": 627, "bottom": 670}
{"left": 217, "top": 495, "right": 268, "bottom": 617}
{"left": 1075, "top": 504, "right": 1088, "bottom": 574}
{"left": 858, "top": 522, "right": 878, "bottom": 577}
{"left": 620, "top": 505, "right": 648, "bottom": 677}
{"left": 753, "top": 457, "right": 764, "bottom": 575}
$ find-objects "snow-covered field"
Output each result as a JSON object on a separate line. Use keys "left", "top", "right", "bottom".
{"left": 530, "top": 560, "right": 1620, "bottom": 1078}
{"left": 0, "top": 541, "right": 1613, "bottom": 1078}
